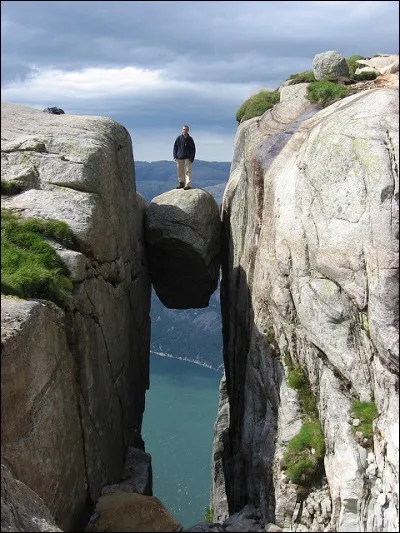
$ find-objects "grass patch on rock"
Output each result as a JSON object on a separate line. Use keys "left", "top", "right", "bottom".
{"left": 307, "top": 81, "right": 349, "bottom": 107}
{"left": 353, "top": 70, "right": 377, "bottom": 81}
{"left": 282, "top": 353, "right": 325, "bottom": 486}
{"left": 204, "top": 506, "right": 213, "bottom": 523}
{"left": 1, "top": 209, "right": 77, "bottom": 308}
{"left": 287, "top": 365, "right": 319, "bottom": 419}
{"left": 346, "top": 54, "right": 366, "bottom": 78}
{"left": 1, "top": 180, "right": 24, "bottom": 196}
{"left": 236, "top": 89, "right": 280, "bottom": 123}
{"left": 287, "top": 70, "right": 316, "bottom": 84}
{"left": 350, "top": 400, "right": 378, "bottom": 447}
{"left": 281, "top": 420, "right": 325, "bottom": 486}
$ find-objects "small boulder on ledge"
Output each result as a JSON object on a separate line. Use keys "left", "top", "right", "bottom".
{"left": 145, "top": 188, "right": 221, "bottom": 309}
{"left": 85, "top": 492, "right": 182, "bottom": 532}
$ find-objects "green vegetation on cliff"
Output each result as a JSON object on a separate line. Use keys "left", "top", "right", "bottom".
{"left": 281, "top": 420, "right": 325, "bottom": 485}
{"left": 287, "top": 364, "right": 319, "bottom": 419}
{"left": 1, "top": 180, "right": 24, "bottom": 195}
{"left": 350, "top": 400, "right": 378, "bottom": 447}
{"left": 282, "top": 353, "right": 325, "bottom": 486}
{"left": 306, "top": 81, "right": 349, "bottom": 107}
{"left": 287, "top": 70, "right": 316, "bottom": 84}
{"left": 1, "top": 209, "right": 76, "bottom": 307}
{"left": 204, "top": 506, "right": 213, "bottom": 523}
{"left": 346, "top": 54, "right": 366, "bottom": 78}
{"left": 236, "top": 89, "right": 280, "bottom": 123}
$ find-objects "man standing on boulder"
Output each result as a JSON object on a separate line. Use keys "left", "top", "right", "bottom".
{"left": 173, "top": 125, "right": 196, "bottom": 190}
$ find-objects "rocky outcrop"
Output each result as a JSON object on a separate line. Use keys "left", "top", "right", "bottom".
{"left": 214, "top": 74, "right": 399, "bottom": 533}
{"left": 84, "top": 446, "right": 180, "bottom": 531}
{"left": 1, "top": 298, "right": 87, "bottom": 529}
{"left": 312, "top": 50, "right": 349, "bottom": 81}
{"left": 86, "top": 492, "right": 183, "bottom": 532}
{"left": 185, "top": 504, "right": 284, "bottom": 532}
{"left": 98, "top": 447, "right": 152, "bottom": 497}
{"left": 356, "top": 54, "right": 399, "bottom": 76}
{"left": 1, "top": 462, "right": 62, "bottom": 532}
{"left": 211, "top": 374, "right": 230, "bottom": 523}
{"left": 1, "top": 102, "right": 151, "bottom": 530}
{"left": 145, "top": 188, "right": 221, "bottom": 309}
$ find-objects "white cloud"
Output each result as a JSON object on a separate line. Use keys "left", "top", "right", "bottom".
{"left": 1, "top": 64, "right": 262, "bottom": 107}
{"left": 1, "top": 65, "right": 167, "bottom": 100}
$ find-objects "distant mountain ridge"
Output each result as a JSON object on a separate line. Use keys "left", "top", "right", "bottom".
{"left": 135, "top": 160, "right": 230, "bottom": 203}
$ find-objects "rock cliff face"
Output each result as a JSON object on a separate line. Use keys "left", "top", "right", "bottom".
{"left": 212, "top": 82, "right": 399, "bottom": 532}
{"left": 1, "top": 103, "right": 151, "bottom": 530}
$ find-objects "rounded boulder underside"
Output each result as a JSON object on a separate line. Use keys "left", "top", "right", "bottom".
{"left": 145, "top": 188, "right": 221, "bottom": 309}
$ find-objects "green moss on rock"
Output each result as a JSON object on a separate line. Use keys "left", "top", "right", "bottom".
{"left": 1, "top": 209, "right": 77, "bottom": 308}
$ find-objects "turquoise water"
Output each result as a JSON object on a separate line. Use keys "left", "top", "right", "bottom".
{"left": 142, "top": 353, "right": 222, "bottom": 528}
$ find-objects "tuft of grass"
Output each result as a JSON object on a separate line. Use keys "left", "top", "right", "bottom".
{"left": 351, "top": 400, "right": 378, "bottom": 440}
{"left": 1, "top": 180, "right": 24, "bottom": 196}
{"left": 236, "top": 89, "right": 280, "bottom": 123}
{"left": 283, "top": 349, "right": 292, "bottom": 368}
{"left": 346, "top": 55, "right": 366, "bottom": 78}
{"left": 307, "top": 81, "right": 349, "bottom": 107}
{"left": 353, "top": 70, "right": 377, "bottom": 81}
{"left": 281, "top": 421, "right": 325, "bottom": 486}
{"left": 204, "top": 506, "right": 213, "bottom": 523}
{"left": 287, "top": 365, "right": 318, "bottom": 419}
{"left": 361, "top": 312, "right": 370, "bottom": 337}
{"left": 283, "top": 356, "right": 325, "bottom": 486}
{"left": 1, "top": 209, "right": 77, "bottom": 308}
{"left": 288, "top": 70, "right": 316, "bottom": 84}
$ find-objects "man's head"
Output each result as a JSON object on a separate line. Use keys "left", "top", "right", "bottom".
{"left": 182, "top": 125, "right": 189, "bottom": 136}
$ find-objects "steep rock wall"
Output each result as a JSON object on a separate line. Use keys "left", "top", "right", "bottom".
{"left": 1, "top": 103, "right": 151, "bottom": 530}
{"left": 214, "top": 85, "right": 399, "bottom": 532}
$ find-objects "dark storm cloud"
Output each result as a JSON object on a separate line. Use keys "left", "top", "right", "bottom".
{"left": 1, "top": 1, "right": 399, "bottom": 160}
{"left": 2, "top": 1, "right": 398, "bottom": 85}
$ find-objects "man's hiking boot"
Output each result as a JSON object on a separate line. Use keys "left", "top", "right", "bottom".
{"left": 176, "top": 183, "right": 184, "bottom": 189}
{"left": 184, "top": 185, "right": 191, "bottom": 190}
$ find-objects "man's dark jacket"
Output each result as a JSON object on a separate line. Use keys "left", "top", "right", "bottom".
{"left": 173, "top": 134, "right": 196, "bottom": 162}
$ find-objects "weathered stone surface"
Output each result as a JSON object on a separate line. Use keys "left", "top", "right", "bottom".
{"left": 210, "top": 375, "right": 230, "bottom": 523}
{"left": 1, "top": 462, "right": 61, "bottom": 532}
{"left": 85, "top": 492, "right": 182, "bottom": 532}
{"left": 1, "top": 102, "right": 151, "bottom": 529}
{"left": 217, "top": 83, "right": 315, "bottom": 519}
{"left": 214, "top": 81, "right": 399, "bottom": 532}
{"left": 145, "top": 188, "right": 221, "bottom": 309}
{"left": 355, "top": 66, "right": 379, "bottom": 77}
{"left": 356, "top": 54, "right": 399, "bottom": 75}
{"left": 100, "top": 447, "right": 152, "bottom": 496}
{"left": 184, "top": 505, "right": 267, "bottom": 532}
{"left": 1, "top": 297, "right": 86, "bottom": 530}
{"left": 312, "top": 50, "right": 349, "bottom": 80}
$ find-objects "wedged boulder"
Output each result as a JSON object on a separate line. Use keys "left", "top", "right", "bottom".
{"left": 85, "top": 492, "right": 182, "bottom": 532}
{"left": 1, "top": 462, "right": 61, "bottom": 532}
{"left": 312, "top": 50, "right": 349, "bottom": 80}
{"left": 145, "top": 188, "right": 221, "bottom": 309}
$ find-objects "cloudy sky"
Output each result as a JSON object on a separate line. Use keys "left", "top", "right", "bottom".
{"left": 1, "top": 1, "right": 399, "bottom": 162}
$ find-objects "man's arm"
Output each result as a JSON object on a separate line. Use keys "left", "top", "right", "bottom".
{"left": 173, "top": 138, "right": 178, "bottom": 160}
{"left": 190, "top": 137, "right": 196, "bottom": 162}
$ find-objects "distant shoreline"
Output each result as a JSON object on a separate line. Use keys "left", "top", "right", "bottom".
{"left": 150, "top": 350, "right": 224, "bottom": 374}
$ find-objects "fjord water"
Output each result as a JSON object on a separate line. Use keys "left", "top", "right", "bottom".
{"left": 142, "top": 353, "right": 222, "bottom": 528}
